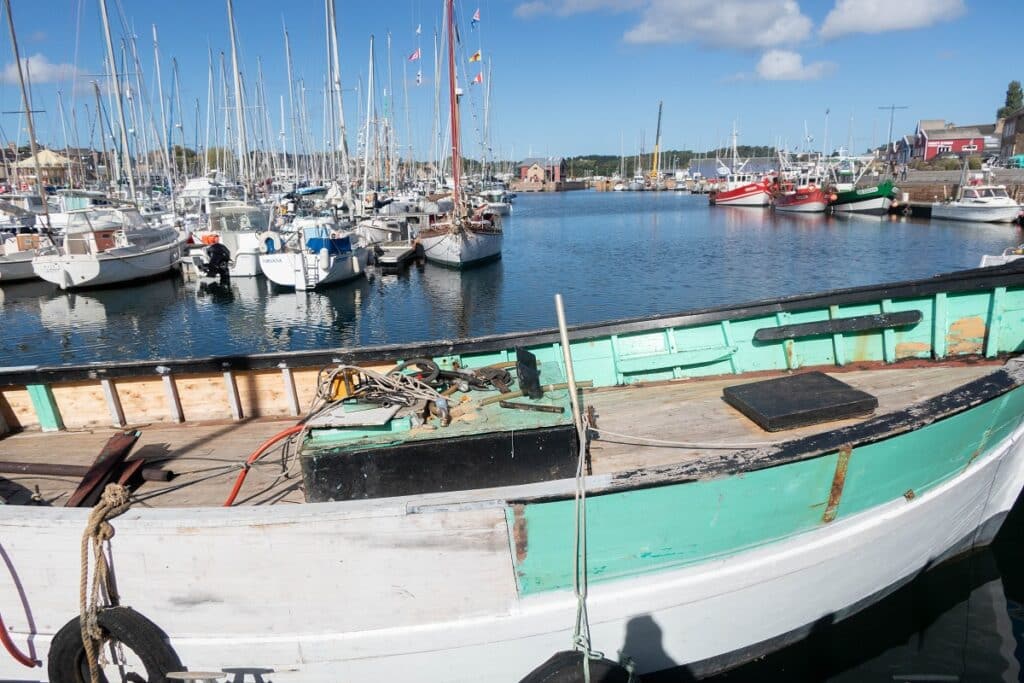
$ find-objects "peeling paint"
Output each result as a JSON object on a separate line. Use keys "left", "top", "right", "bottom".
{"left": 822, "top": 445, "right": 852, "bottom": 523}
{"left": 895, "top": 341, "right": 931, "bottom": 359}
{"left": 512, "top": 504, "right": 528, "bottom": 562}
{"left": 947, "top": 317, "right": 986, "bottom": 355}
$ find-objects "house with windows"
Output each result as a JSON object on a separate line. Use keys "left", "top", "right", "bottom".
{"left": 910, "top": 119, "right": 1000, "bottom": 161}
{"left": 999, "top": 108, "right": 1024, "bottom": 160}
{"left": 517, "top": 157, "right": 566, "bottom": 183}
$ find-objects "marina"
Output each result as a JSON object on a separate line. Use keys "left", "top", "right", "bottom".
{"left": 3, "top": 0, "right": 1024, "bottom": 681}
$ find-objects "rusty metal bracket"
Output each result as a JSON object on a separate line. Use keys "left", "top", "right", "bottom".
{"left": 822, "top": 444, "right": 853, "bottom": 523}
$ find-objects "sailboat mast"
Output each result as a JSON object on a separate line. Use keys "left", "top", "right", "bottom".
{"left": 226, "top": 0, "right": 249, "bottom": 192}
{"left": 153, "top": 25, "right": 172, "bottom": 187}
{"left": 327, "top": 0, "right": 352, "bottom": 193}
{"left": 446, "top": 0, "right": 461, "bottom": 212}
{"left": 361, "top": 35, "right": 374, "bottom": 199}
{"left": 98, "top": 0, "right": 135, "bottom": 200}
{"left": 3, "top": 0, "right": 51, "bottom": 226}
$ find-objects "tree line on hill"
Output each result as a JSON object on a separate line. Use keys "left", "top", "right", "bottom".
{"left": 564, "top": 146, "right": 777, "bottom": 178}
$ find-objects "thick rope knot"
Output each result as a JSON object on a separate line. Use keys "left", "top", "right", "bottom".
{"left": 79, "top": 483, "right": 131, "bottom": 683}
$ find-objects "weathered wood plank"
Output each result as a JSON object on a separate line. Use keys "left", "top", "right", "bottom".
{"left": 65, "top": 430, "right": 140, "bottom": 507}
{"left": 754, "top": 310, "right": 922, "bottom": 342}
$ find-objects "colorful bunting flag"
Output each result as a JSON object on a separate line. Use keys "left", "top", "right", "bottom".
{"left": 472, "top": 72, "right": 483, "bottom": 84}
{"left": 408, "top": 47, "right": 421, "bottom": 61}
{"left": 469, "top": 50, "right": 482, "bottom": 62}
{"left": 471, "top": 8, "right": 480, "bottom": 27}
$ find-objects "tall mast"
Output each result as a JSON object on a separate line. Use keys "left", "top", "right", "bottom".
{"left": 56, "top": 90, "right": 74, "bottom": 187}
{"left": 98, "top": 0, "right": 135, "bottom": 200}
{"left": 204, "top": 46, "right": 214, "bottom": 176}
{"left": 153, "top": 25, "right": 172, "bottom": 186}
{"left": 446, "top": 0, "right": 461, "bottom": 215}
{"left": 361, "top": 35, "right": 375, "bottom": 200}
{"left": 327, "top": 0, "right": 352, "bottom": 196}
{"left": 282, "top": 19, "right": 296, "bottom": 186}
{"left": 3, "top": 0, "right": 51, "bottom": 227}
{"left": 226, "top": 0, "right": 249, "bottom": 191}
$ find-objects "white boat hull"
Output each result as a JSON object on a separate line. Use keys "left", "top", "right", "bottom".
{"left": 0, "top": 417, "right": 1021, "bottom": 682}
{"left": 931, "top": 203, "right": 1021, "bottom": 223}
{"left": 774, "top": 201, "right": 828, "bottom": 213}
{"left": 832, "top": 196, "right": 892, "bottom": 214}
{"left": 260, "top": 247, "right": 369, "bottom": 291}
{"left": 418, "top": 229, "right": 502, "bottom": 267}
{"left": 32, "top": 239, "right": 184, "bottom": 290}
{"left": 0, "top": 253, "right": 37, "bottom": 282}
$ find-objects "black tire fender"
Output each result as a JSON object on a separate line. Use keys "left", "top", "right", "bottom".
{"left": 519, "top": 650, "right": 636, "bottom": 683}
{"left": 47, "top": 606, "right": 183, "bottom": 683}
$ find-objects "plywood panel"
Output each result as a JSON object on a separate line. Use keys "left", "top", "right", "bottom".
{"left": 233, "top": 370, "right": 292, "bottom": 417}
{"left": 50, "top": 381, "right": 110, "bottom": 429}
{"left": 174, "top": 373, "right": 232, "bottom": 422}
{"left": 116, "top": 377, "right": 180, "bottom": 425}
{"left": 0, "top": 387, "right": 35, "bottom": 430}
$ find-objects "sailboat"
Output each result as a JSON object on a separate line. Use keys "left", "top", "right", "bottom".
{"left": 415, "top": 0, "right": 502, "bottom": 268}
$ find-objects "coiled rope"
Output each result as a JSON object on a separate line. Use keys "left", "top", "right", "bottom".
{"left": 79, "top": 483, "right": 131, "bottom": 683}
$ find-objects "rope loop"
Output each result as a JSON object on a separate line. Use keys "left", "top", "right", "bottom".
{"left": 79, "top": 483, "right": 132, "bottom": 683}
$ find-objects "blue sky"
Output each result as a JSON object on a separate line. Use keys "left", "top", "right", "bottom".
{"left": 0, "top": 0, "right": 1020, "bottom": 160}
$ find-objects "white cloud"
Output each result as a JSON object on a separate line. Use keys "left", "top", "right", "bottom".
{"left": 755, "top": 50, "right": 835, "bottom": 80}
{"left": 514, "top": 0, "right": 642, "bottom": 18}
{"left": 1, "top": 53, "right": 79, "bottom": 85}
{"left": 820, "top": 0, "right": 966, "bottom": 38}
{"left": 623, "top": 0, "right": 812, "bottom": 48}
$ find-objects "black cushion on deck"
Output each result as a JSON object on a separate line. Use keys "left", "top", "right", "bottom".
{"left": 723, "top": 372, "right": 878, "bottom": 432}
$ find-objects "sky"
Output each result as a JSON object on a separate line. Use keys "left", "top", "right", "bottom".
{"left": 0, "top": 0, "right": 1021, "bottom": 161}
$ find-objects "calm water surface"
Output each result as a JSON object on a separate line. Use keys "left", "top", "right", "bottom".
{"left": 1, "top": 190, "right": 1021, "bottom": 367}
{"left": 3, "top": 191, "right": 1024, "bottom": 679}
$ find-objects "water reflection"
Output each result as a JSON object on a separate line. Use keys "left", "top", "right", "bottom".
{"left": 418, "top": 261, "right": 504, "bottom": 339}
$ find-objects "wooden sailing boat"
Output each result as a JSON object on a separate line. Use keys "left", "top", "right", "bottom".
{"left": 415, "top": 0, "right": 502, "bottom": 268}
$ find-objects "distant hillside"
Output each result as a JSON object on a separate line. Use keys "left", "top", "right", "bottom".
{"left": 564, "top": 146, "right": 777, "bottom": 177}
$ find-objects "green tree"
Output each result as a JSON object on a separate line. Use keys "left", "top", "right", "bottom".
{"left": 997, "top": 80, "right": 1022, "bottom": 118}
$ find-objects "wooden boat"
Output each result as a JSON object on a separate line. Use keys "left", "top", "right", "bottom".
{"left": 416, "top": 0, "right": 502, "bottom": 268}
{"left": 2, "top": 261, "right": 1024, "bottom": 681}
{"left": 31, "top": 208, "right": 184, "bottom": 290}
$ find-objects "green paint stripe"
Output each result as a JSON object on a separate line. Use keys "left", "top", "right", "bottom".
{"left": 511, "top": 384, "right": 1024, "bottom": 595}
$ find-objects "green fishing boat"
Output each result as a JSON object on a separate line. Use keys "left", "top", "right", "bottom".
{"left": 831, "top": 178, "right": 897, "bottom": 214}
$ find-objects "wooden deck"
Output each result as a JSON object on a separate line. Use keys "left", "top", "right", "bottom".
{"left": 0, "top": 363, "right": 999, "bottom": 508}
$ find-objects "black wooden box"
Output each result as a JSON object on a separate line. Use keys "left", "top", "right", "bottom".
{"left": 723, "top": 372, "right": 877, "bottom": 432}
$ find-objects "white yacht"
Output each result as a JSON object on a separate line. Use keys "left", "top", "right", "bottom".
{"left": 32, "top": 208, "right": 184, "bottom": 289}
{"left": 932, "top": 184, "right": 1021, "bottom": 223}
{"left": 259, "top": 217, "right": 368, "bottom": 291}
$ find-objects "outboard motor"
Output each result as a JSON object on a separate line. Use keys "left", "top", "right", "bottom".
{"left": 200, "top": 242, "right": 232, "bottom": 281}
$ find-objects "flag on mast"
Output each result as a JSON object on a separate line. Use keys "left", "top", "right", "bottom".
{"left": 469, "top": 50, "right": 482, "bottom": 62}
{"left": 471, "top": 8, "right": 480, "bottom": 27}
{"left": 472, "top": 72, "right": 483, "bottom": 84}
{"left": 416, "top": 70, "right": 423, "bottom": 85}
{"left": 415, "top": 24, "right": 422, "bottom": 35}
{"left": 408, "top": 47, "right": 421, "bottom": 61}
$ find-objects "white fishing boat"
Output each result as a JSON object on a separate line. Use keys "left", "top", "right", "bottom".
{"left": 188, "top": 203, "right": 279, "bottom": 277}
{"left": 932, "top": 185, "right": 1021, "bottom": 223}
{"left": 31, "top": 208, "right": 184, "bottom": 290}
{"left": 259, "top": 217, "right": 369, "bottom": 290}
{"left": 415, "top": 1, "right": 502, "bottom": 268}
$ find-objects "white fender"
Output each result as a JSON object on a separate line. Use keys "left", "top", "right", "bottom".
{"left": 318, "top": 248, "right": 330, "bottom": 272}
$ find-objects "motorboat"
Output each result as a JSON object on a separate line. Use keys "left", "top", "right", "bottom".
{"left": 932, "top": 184, "right": 1021, "bottom": 223}
{"left": 187, "top": 202, "right": 279, "bottom": 277}
{"left": 31, "top": 208, "right": 184, "bottom": 289}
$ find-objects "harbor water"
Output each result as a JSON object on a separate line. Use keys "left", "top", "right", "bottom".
{"left": 2, "top": 191, "right": 1021, "bottom": 367}
{"left": 3, "top": 191, "right": 1024, "bottom": 681}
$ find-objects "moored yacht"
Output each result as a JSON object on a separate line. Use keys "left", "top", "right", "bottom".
{"left": 31, "top": 208, "right": 184, "bottom": 289}
{"left": 932, "top": 184, "right": 1021, "bottom": 223}
{"left": 259, "top": 216, "right": 368, "bottom": 291}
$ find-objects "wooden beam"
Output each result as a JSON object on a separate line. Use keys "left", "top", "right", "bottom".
{"left": 26, "top": 383, "right": 63, "bottom": 432}
{"left": 65, "top": 430, "right": 140, "bottom": 507}
{"left": 158, "top": 367, "right": 184, "bottom": 423}
{"left": 101, "top": 378, "right": 126, "bottom": 427}
{"left": 754, "top": 310, "right": 922, "bottom": 342}
{"left": 280, "top": 364, "right": 300, "bottom": 417}
{"left": 223, "top": 370, "right": 243, "bottom": 421}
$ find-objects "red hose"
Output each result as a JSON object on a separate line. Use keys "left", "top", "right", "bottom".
{"left": 223, "top": 424, "right": 305, "bottom": 507}
{"left": 0, "top": 611, "right": 37, "bottom": 668}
